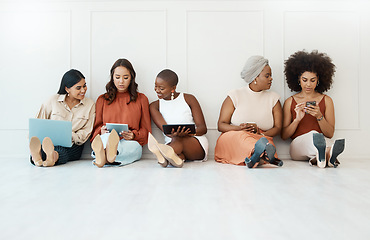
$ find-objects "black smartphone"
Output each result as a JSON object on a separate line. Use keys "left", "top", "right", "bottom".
{"left": 162, "top": 124, "right": 196, "bottom": 135}
{"left": 306, "top": 101, "right": 316, "bottom": 107}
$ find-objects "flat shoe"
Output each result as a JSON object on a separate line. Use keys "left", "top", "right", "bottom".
{"left": 106, "top": 129, "right": 120, "bottom": 163}
{"left": 265, "top": 144, "right": 283, "bottom": 167}
{"left": 148, "top": 133, "right": 168, "bottom": 167}
{"left": 91, "top": 134, "right": 106, "bottom": 168}
{"left": 245, "top": 137, "right": 268, "bottom": 168}
{"left": 29, "top": 137, "right": 43, "bottom": 167}
{"left": 313, "top": 133, "right": 326, "bottom": 168}
{"left": 157, "top": 144, "right": 183, "bottom": 168}
{"left": 328, "top": 139, "right": 345, "bottom": 168}
{"left": 42, "top": 137, "right": 57, "bottom": 167}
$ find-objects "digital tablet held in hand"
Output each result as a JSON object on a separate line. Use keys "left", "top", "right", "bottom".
{"left": 106, "top": 123, "right": 129, "bottom": 134}
{"left": 162, "top": 124, "right": 196, "bottom": 135}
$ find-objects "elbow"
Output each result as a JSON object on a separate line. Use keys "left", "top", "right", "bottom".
{"left": 217, "top": 124, "right": 225, "bottom": 133}
{"left": 280, "top": 130, "right": 289, "bottom": 140}
{"left": 281, "top": 135, "right": 289, "bottom": 141}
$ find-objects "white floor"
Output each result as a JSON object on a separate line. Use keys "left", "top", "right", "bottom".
{"left": 1, "top": 157, "right": 370, "bottom": 240}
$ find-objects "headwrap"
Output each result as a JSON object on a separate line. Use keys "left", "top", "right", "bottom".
{"left": 240, "top": 55, "right": 269, "bottom": 83}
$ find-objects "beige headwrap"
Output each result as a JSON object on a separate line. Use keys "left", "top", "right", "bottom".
{"left": 240, "top": 56, "right": 269, "bottom": 83}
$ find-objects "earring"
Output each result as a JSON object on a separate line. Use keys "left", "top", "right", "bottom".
{"left": 298, "top": 81, "right": 301, "bottom": 86}
{"left": 171, "top": 91, "right": 174, "bottom": 100}
{"left": 317, "top": 80, "right": 320, "bottom": 86}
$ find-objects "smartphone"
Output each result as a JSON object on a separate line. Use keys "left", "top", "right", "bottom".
{"left": 305, "top": 101, "right": 316, "bottom": 107}
{"left": 246, "top": 122, "right": 257, "bottom": 129}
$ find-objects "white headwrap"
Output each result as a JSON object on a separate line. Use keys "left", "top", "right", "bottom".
{"left": 240, "top": 55, "right": 269, "bottom": 83}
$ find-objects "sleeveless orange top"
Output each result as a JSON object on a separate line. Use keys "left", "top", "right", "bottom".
{"left": 290, "top": 96, "right": 326, "bottom": 139}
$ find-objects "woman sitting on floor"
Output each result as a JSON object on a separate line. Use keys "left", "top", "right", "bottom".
{"left": 29, "top": 69, "right": 95, "bottom": 167}
{"left": 281, "top": 50, "right": 345, "bottom": 168}
{"left": 147, "top": 69, "right": 208, "bottom": 168}
{"left": 90, "top": 59, "right": 151, "bottom": 168}
{"left": 214, "top": 55, "right": 283, "bottom": 168}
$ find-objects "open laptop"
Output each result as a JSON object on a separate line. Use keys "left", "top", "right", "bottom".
{"left": 29, "top": 118, "right": 73, "bottom": 147}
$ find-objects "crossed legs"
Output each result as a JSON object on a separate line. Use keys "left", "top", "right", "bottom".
{"left": 169, "top": 136, "right": 205, "bottom": 161}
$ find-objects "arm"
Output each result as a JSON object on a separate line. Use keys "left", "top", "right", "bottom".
{"left": 131, "top": 94, "right": 152, "bottom": 145}
{"left": 72, "top": 102, "right": 96, "bottom": 145}
{"left": 149, "top": 100, "right": 167, "bottom": 132}
{"left": 36, "top": 97, "right": 52, "bottom": 119}
{"left": 184, "top": 93, "right": 207, "bottom": 136}
{"left": 281, "top": 97, "right": 306, "bottom": 140}
{"left": 262, "top": 100, "right": 282, "bottom": 137}
{"left": 306, "top": 95, "right": 335, "bottom": 138}
{"left": 91, "top": 96, "right": 105, "bottom": 142}
{"left": 217, "top": 96, "right": 243, "bottom": 133}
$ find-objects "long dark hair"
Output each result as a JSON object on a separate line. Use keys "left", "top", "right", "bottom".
{"left": 57, "top": 69, "right": 85, "bottom": 94}
{"left": 104, "top": 59, "right": 138, "bottom": 105}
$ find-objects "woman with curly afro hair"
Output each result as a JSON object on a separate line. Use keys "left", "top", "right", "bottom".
{"left": 281, "top": 50, "right": 345, "bottom": 168}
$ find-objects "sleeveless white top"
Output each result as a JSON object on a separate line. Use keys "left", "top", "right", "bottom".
{"left": 159, "top": 93, "right": 194, "bottom": 125}
{"left": 228, "top": 86, "right": 280, "bottom": 131}
{"left": 159, "top": 93, "right": 208, "bottom": 160}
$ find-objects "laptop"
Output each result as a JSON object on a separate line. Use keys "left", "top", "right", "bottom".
{"left": 29, "top": 118, "right": 73, "bottom": 147}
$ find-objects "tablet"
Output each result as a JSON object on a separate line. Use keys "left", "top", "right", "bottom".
{"left": 162, "top": 124, "right": 196, "bottom": 135}
{"left": 106, "top": 123, "right": 129, "bottom": 134}
{"left": 29, "top": 118, "right": 72, "bottom": 147}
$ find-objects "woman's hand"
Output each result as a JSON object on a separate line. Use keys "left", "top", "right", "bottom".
{"left": 294, "top": 102, "right": 306, "bottom": 122}
{"left": 239, "top": 123, "right": 257, "bottom": 134}
{"left": 120, "top": 130, "right": 135, "bottom": 140}
{"left": 305, "top": 104, "right": 323, "bottom": 120}
{"left": 101, "top": 125, "right": 109, "bottom": 135}
{"left": 168, "top": 126, "right": 194, "bottom": 138}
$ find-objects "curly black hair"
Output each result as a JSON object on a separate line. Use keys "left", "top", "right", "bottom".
{"left": 284, "top": 50, "right": 336, "bottom": 93}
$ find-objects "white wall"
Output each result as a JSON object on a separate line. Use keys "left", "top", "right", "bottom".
{"left": 0, "top": 0, "right": 369, "bottom": 159}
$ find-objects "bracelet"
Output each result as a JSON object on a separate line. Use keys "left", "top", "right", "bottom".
{"left": 317, "top": 116, "right": 324, "bottom": 121}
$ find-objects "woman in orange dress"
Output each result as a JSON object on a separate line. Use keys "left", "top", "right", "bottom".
{"left": 214, "top": 56, "right": 283, "bottom": 168}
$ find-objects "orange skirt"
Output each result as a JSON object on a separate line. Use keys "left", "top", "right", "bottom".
{"left": 214, "top": 131, "right": 277, "bottom": 165}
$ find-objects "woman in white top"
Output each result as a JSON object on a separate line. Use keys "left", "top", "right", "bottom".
{"left": 215, "top": 56, "right": 283, "bottom": 168}
{"left": 148, "top": 69, "right": 208, "bottom": 168}
{"left": 29, "top": 69, "right": 95, "bottom": 167}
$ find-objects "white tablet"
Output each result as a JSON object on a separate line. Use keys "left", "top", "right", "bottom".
{"left": 106, "top": 123, "right": 129, "bottom": 134}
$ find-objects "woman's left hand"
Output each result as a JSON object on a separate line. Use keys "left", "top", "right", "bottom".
{"left": 305, "top": 105, "right": 323, "bottom": 120}
{"left": 120, "top": 130, "right": 135, "bottom": 140}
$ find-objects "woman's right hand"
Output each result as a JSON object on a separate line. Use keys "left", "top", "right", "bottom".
{"left": 100, "top": 125, "right": 109, "bottom": 135}
{"left": 294, "top": 102, "right": 306, "bottom": 122}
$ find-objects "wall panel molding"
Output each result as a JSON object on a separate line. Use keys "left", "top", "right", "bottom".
{"left": 283, "top": 10, "right": 360, "bottom": 130}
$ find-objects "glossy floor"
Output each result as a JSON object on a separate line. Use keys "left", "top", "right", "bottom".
{"left": 1, "top": 158, "right": 369, "bottom": 240}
